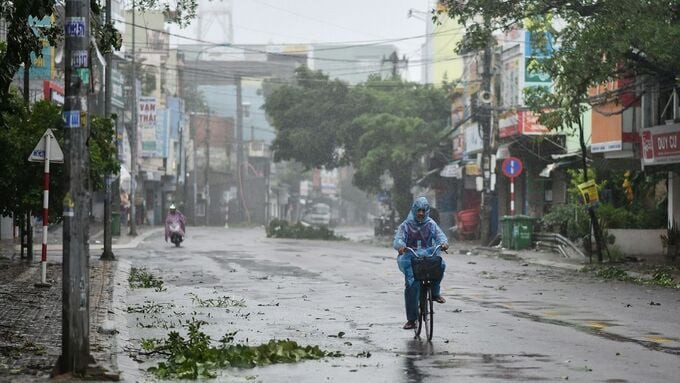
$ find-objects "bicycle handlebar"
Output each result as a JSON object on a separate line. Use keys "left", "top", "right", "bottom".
{"left": 403, "top": 244, "right": 448, "bottom": 257}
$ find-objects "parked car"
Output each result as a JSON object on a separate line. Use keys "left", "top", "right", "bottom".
{"left": 302, "top": 203, "right": 332, "bottom": 226}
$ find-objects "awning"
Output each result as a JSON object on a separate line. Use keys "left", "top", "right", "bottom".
{"left": 539, "top": 152, "right": 590, "bottom": 177}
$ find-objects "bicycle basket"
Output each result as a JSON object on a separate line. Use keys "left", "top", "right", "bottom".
{"left": 411, "top": 255, "right": 443, "bottom": 281}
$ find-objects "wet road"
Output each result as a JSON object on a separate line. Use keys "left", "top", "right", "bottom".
{"left": 116, "top": 227, "right": 680, "bottom": 382}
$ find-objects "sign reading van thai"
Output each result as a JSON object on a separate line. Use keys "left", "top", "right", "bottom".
{"left": 641, "top": 123, "right": 680, "bottom": 166}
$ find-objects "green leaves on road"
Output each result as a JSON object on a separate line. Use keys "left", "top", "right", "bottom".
{"left": 129, "top": 267, "right": 166, "bottom": 292}
{"left": 581, "top": 266, "right": 680, "bottom": 288}
{"left": 266, "top": 219, "right": 347, "bottom": 241}
{"left": 187, "top": 292, "right": 246, "bottom": 308}
{"left": 143, "top": 319, "right": 342, "bottom": 379}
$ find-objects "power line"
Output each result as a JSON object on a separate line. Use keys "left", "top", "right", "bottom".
{"left": 116, "top": 17, "right": 463, "bottom": 61}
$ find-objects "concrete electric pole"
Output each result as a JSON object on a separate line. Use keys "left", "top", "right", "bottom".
{"left": 479, "top": 22, "right": 494, "bottom": 244}
{"left": 129, "top": 0, "right": 138, "bottom": 236}
{"left": 236, "top": 75, "right": 250, "bottom": 222}
{"left": 101, "top": 0, "right": 115, "bottom": 260}
{"left": 204, "top": 107, "right": 210, "bottom": 226}
{"left": 58, "top": 0, "right": 91, "bottom": 373}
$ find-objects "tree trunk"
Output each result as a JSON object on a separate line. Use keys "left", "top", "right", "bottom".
{"left": 26, "top": 211, "right": 33, "bottom": 260}
{"left": 391, "top": 174, "right": 413, "bottom": 222}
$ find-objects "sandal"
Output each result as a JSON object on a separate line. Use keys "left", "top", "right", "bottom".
{"left": 433, "top": 296, "right": 446, "bottom": 304}
{"left": 403, "top": 321, "right": 416, "bottom": 330}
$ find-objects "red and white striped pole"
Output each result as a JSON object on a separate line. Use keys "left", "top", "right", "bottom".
{"left": 40, "top": 133, "right": 51, "bottom": 285}
{"left": 510, "top": 177, "right": 515, "bottom": 216}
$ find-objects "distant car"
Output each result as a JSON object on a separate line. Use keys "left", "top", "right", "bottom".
{"left": 302, "top": 203, "right": 332, "bottom": 226}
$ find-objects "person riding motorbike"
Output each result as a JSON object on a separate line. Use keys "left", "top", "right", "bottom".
{"left": 393, "top": 197, "right": 449, "bottom": 330}
{"left": 165, "top": 204, "right": 186, "bottom": 243}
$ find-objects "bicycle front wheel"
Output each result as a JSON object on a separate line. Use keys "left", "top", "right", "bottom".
{"left": 415, "top": 284, "right": 426, "bottom": 337}
{"left": 425, "top": 286, "right": 434, "bottom": 341}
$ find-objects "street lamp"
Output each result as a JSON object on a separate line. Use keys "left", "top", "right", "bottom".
{"left": 408, "top": 7, "right": 435, "bottom": 84}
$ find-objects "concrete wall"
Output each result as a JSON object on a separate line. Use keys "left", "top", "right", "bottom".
{"left": 609, "top": 229, "right": 665, "bottom": 258}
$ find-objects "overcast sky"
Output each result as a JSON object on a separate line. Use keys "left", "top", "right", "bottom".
{"left": 168, "top": 0, "right": 432, "bottom": 82}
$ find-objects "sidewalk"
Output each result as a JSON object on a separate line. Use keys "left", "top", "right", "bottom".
{"left": 0, "top": 257, "right": 120, "bottom": 381}
{"left": 0, "top": 225, "right": 161, "bottom": 381}
{"left": 461, "top": 243, "right": 680, "bottom": 287}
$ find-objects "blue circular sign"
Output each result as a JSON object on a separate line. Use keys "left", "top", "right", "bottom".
{"left": 502, "top": 157, "right": 523, "bottom": 178}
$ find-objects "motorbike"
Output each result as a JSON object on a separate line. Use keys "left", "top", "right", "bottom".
{"left": 167, "top": 220, "right": 184, "bottom": 247}
{"left": 374, "top": 214, "right": 396, "bottom": 237}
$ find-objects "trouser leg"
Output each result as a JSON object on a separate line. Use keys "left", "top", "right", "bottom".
{"left": 398, "top": 254, "right": 420, "bottom": 322}
{"left": 431, "top": 261, "right": 446, "bottom": 297}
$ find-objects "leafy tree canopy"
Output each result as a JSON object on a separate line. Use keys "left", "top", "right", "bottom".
{"left": 440, "top": 0, "right": 680, "bottom": 129}
{"left": 0, "top": 90, "right": 118, "bottom": 223}
{"left": 264, "top": 68, "right": 450, "bottom": 217}
{"left": 0, "top": 0, "right": 197, "bottom": 117}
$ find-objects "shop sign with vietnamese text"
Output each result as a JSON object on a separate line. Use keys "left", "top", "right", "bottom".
{"left": 641, "top": 123, "right": 680, "bottom": 166}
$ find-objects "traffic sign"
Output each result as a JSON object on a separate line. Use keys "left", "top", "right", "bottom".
{"left": 501, "top": 157, "right": 523, "bottom": 179}
{"left": 28, "top": 129, "right": 64, "bottom": 163}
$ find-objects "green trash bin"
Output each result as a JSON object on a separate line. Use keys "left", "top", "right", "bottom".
{"left": 500, "top": 216, "right": 515, "bottom": 249}
{"left": 512, "top": 215, "right": 535, "bottom": 250}
{"left": 501, "top": 215, "right": 535, "bottom": 250}
{"left": 111, "top": 212, "right": 121, "bottom": 236}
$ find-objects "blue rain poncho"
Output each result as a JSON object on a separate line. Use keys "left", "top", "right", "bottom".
{"left": 393, "top": 197, "right": 448, "bottom": 321}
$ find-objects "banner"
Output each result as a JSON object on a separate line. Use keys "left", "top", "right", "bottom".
{"left": 139, "top": 96, "right": 158, "bottom": 157}
{"left": 464, "top": 122, "right": 483, "bottom": 155}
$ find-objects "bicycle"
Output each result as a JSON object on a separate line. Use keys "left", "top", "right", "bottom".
{"left": 404, "top": 244, "right": 446, "bottom": 341}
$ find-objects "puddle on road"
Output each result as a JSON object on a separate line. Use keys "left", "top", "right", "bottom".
{"left": 428, "top": 349, "right": 549, "bottom": 381}
{"left": 644, "top": 335, "right": 675, "bottom": 344}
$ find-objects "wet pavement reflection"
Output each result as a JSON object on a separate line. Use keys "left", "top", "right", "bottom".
{"left": 114, "top": 227, "right": 680, "bottom": 382}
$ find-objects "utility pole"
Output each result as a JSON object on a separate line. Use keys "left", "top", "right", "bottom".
{"left": 236, "top": 75, "right": 250, "bottom": 222}
{"left": 204, "top": 108, "right": 210, "bottom": 226}
{"left": 23, "top": 54, "right": 33, "bottom": 260}
{"left": 381, "top": 51, "right": 408, "bottom": 79}
{"left": 59, "top": 0, "right": 91, "bottom": 374}
{"left": 101, "top": 0, "right": 114, "bottom": 260}
{"left": 23, "top": 53, "right": 30, "bottom": 103}
{"left": 479, "top": 22, "right": 494, "bottom": 244}
{"left": 129, "top": 0, "right": 138, "bottom": 236}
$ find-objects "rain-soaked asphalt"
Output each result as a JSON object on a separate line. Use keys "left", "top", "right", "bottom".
{"left": 115, "top": 226, "right": 680, "bottom": 382}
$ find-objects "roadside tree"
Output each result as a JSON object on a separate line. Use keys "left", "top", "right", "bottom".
{"left": 0, "top": 92, "right": 118, "bottom": 230}
{"left": 264, "top": 69, "right": 450, "bottom": 219}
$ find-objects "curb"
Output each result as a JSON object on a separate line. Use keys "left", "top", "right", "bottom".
{"left": 112, "top": 228, "right": 164, "bottom": 250}
{"left": 111, "top": 259, "right": 132, "bottom": 380}
{"left": 471, "top": 246, "right": 586, "bottom": 272}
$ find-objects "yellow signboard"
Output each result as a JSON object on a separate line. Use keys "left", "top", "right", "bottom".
{"left": 465, "top": 163, "right": 481, "bottom": 176}
{"left": 578, "top": 180, "right": 599, "bottom": 206}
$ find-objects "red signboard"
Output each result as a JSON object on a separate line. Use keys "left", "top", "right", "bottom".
{"left": 499, "top": 112, "right": 519, "bottom": 138}
{"left": 499, "top": 110, "right": 551, "bottom": 138}
{"left": 43, "top": 80, "right": 64, "bottom": 105}
{"left": 641, "top": 123, "right": 680, "bottom": 166}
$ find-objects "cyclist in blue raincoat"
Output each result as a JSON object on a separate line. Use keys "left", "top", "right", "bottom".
{"left": 393, "top": 197, "right": 449, "bottom": 330}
